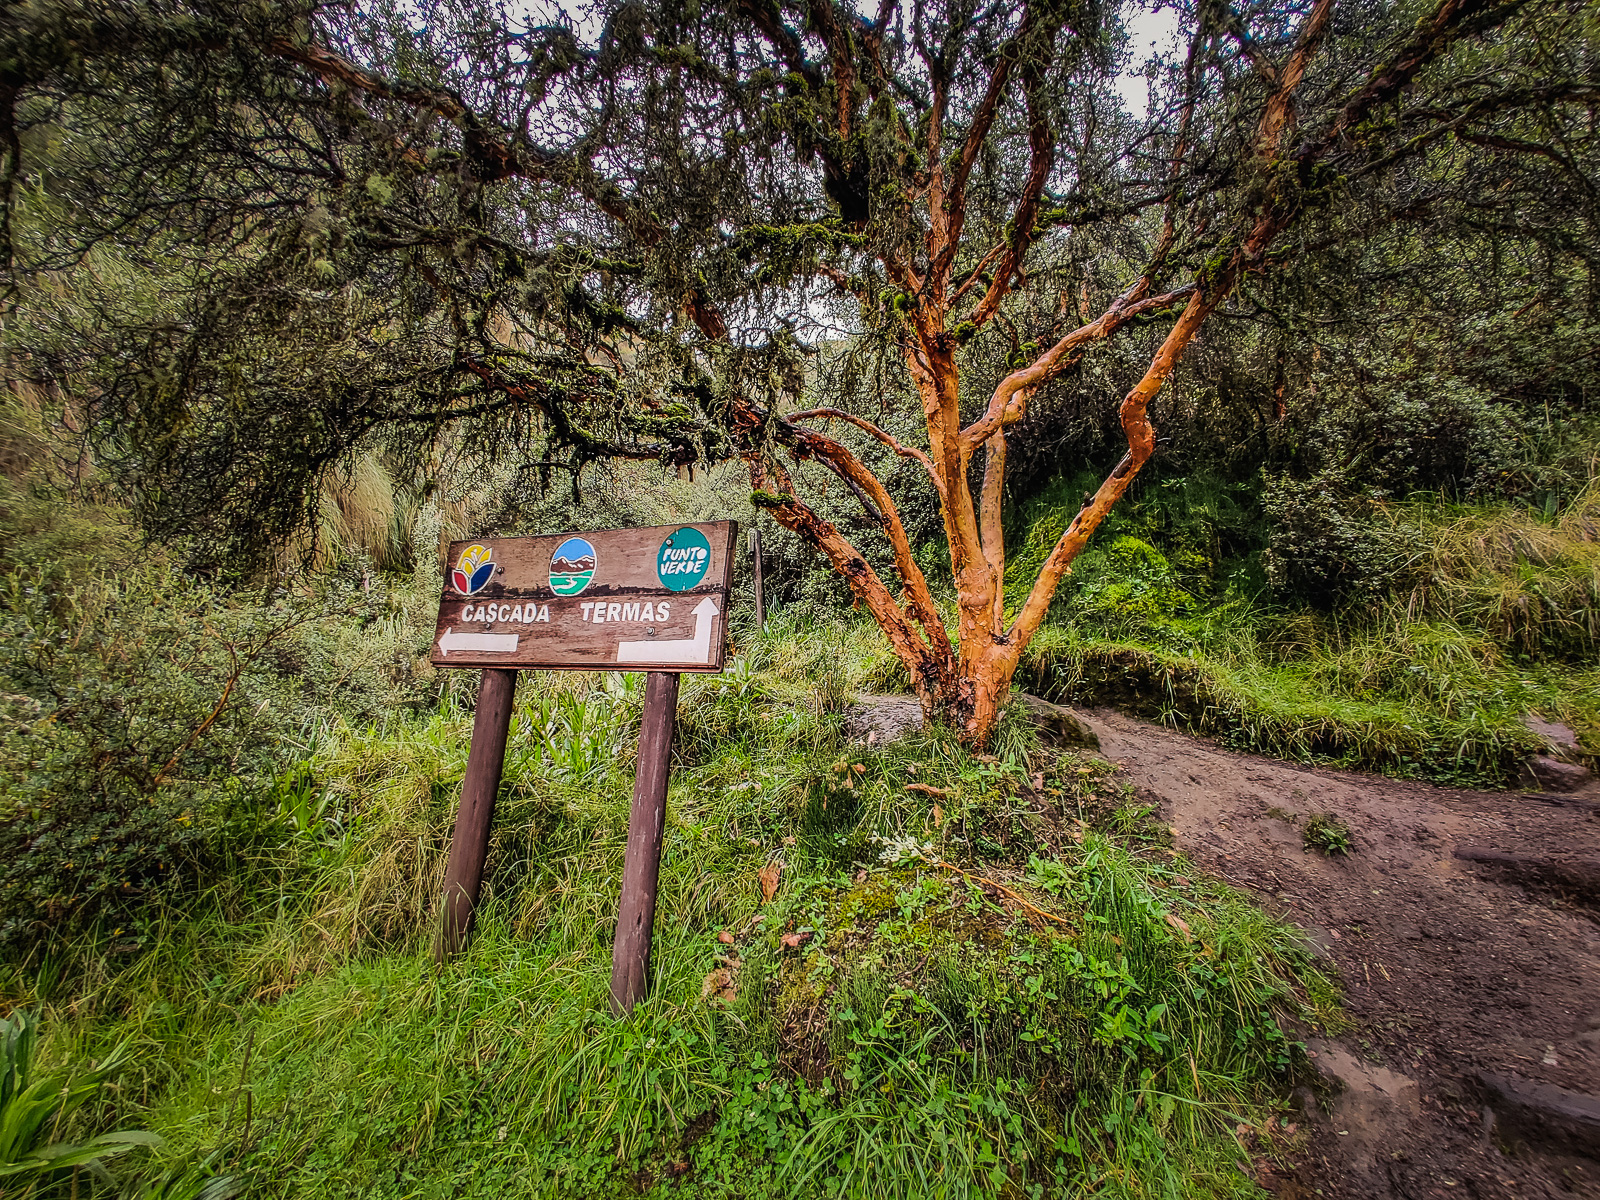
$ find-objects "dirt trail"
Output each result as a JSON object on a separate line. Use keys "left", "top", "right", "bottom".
{"left": 1085, "top": 708, "right": 1600, "bottom": 1199}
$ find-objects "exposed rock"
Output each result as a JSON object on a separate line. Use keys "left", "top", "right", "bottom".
{"left": 842, "top": 692, "right": 1102, "bottom": 750}
{"left": 842, "top": 695, "right": 925, "bottom": 744}
{"left": 1010, "top": 694, "right": 1101, "bottom": 750}
{"left": 1478, "top": 1071, "right": 1600, "bottom": 1156}
{"left": 1520, "top": 754, "right": 1593, "bottom": 794}
{"left": 1523, "top": 714, "right": 1584, "bottom": 759}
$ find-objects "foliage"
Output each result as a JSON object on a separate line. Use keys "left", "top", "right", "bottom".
{"left": 1301, "top": 815, "right": 1352, "bottom": 858}
{"left": 0, "top": 618, "right": 1336, "bottom": 1199}
{"left": 0, "top": 453, "right": 437, "bottom": 953}
{"left": 0, "top": 1009, "right": 155, "bottom": 1188}
{"left": 4, "top": 0, "right": 1592, "bottom": 741}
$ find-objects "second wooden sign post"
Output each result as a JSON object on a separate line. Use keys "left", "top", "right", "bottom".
{"left": 427, "top": 520, "right": 739, "bottom": 1014}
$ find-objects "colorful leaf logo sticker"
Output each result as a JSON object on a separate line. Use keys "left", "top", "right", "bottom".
{"left": 452, "top": 544, "right": 495, "bottom": 596}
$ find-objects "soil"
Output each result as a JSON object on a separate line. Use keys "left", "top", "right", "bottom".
{"left": 1083, "top": 707, "right": 1600, "bottom": 1200}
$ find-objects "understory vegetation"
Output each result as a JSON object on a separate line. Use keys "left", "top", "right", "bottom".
{"left": 0, "top": 0, "right": 1596, "bottom": 1191}
{"left": 3, "top": 375, "right": 1597, "bottom": 1196}
{"left": 3, "top": 614, "right": 1335, "bottom": 1200}
{"left": 1005, "top": 473, "right": 1600, "bottom": 786}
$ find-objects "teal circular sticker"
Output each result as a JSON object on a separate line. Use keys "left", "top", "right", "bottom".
{"left": 657, "top": 527, "right": 711, "bottom": 591}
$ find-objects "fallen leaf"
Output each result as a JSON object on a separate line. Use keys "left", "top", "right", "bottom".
{"left": 975, "top": 754, "right": 999, "bottom": 764}
{"left": 701, "top": 968, "right": 732, "bottom": 999}
{"left": 852, "top": 762, "right": 866, "bottom": 774}
{"left": 932, "top": 804, "right": 944, "bottom": 828}
{"left": 1165, "top": 912, "right": 1192, "bottom": 941}
{"left": 905, "top": 782, "right": 951, "bottom": 798}
{"left": 758, "top": 861, "right": 781, "bottom": 902}
{"left": 1030, "top": 773, "right": 1044, "bottom": 790}
{"left": 866, "top": 730, "right": 878, "bottom": 746}
{"left": 780, "top": 931, "right": 812, "bottom": 949}
{"left": 717, "top": 930, "right": 734, "bottom": 945}
{"left": 782, "top": 835, "right": 796, "bottom": 847}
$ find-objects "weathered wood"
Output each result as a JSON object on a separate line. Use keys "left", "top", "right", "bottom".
{"left": 1452, "top": 846, "right": 1600, "bottom": 899}
{"left": 750, "top": 527, "right": 766, "bottom": 630}
{"left": 609, "top": 670, "right": 680, "bottom": 1014}
{"left": 430, "top": 521, "right": 739, "bottom": 673}
{"left": 434, "top": 667, "right": 519, "bottom": 961}
{"left": 1478, "top": 1071, "right": 1600, "bottom": 1156}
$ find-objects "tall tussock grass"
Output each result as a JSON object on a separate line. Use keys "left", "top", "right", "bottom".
{"left": 1383, "top": 482, "right": 1600, "bottom": 660}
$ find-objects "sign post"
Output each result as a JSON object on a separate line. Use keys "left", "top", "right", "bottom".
{"left": 609, "top": 670, "right": 679, "bottom": 1013}
{"left": 428, "top": 522, "right": 738, "bottom": 1014}
{"left": 750, "top": 527, "right": 766, "bottom": 630}
{"left": 434, "top": 667, "right": 518, "bottom": 959}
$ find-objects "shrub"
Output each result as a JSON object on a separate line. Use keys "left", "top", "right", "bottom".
{"left": 1303, "top": 814, "right": 1354, "bottom": 856}
{"left": 0, "top": 564, "right": 300, "bottom": 949}
{"left": 1262, "top": 476, "right": 1399, "bottom": 605}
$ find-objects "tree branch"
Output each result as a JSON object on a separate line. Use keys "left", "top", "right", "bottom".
{"left": 780, "top": 424, "right": 950, "bottom": 652}
{"left": 960, "top": 285, "right": 1196, "bottom": 451}
{"left": 958, "top": 34, "right": 1057, "bottom": 327}
{"left": 787, "top": 407, "right": 941, "bottom": 490}
{"left": 934, "top": 4, "right": 1035, "bottom": 282}
{"left": 1006, "top": 287, "right": 1220, "bottom": 648}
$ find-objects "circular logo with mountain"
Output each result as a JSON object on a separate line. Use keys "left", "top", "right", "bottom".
{"left": 657, "top": 527, "right": 711, "bottom": 591}
{"left": 548, "top": 536, "right": 596, "bottom": 596}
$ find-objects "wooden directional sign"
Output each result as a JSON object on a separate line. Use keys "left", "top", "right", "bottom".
{"left": 430, "top": 521, "right": 739, "bottom": 674}
{"left": 429, "top": 519, "right": 743, "bottom": 1013}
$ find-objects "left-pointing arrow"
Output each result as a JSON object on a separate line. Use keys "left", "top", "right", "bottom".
{"left": 438, "top": 627, "right": 520, "bottom": 655}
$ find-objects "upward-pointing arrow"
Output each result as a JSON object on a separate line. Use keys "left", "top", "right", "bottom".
{"left": 616, "top": 596, "right": 720, "bottom": 665}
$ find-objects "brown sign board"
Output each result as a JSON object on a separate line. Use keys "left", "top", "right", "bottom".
{"left": 430, "top": 521, "right": 739, "bottom": 673}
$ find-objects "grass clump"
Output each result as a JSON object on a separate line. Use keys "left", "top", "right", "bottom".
{"left": 1301, "top": 815, "right": 1354, "bottom": 857}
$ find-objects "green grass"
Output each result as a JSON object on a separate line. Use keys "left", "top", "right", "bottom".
{"left": 2, "top": 615, "right": 1334, "bottom": 1200}
{"left": 1000, "top": 472, "right": 1600, "bottom": 786}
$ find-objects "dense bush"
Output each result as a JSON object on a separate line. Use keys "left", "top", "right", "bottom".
{"left": 0, "top": 467, "right": 436, "bottom": 951}
{"left": 1260, "top": 477, "right": 1396, "bottom": 605}
{"left": 0, "top": 561, "right": 302, "bottom": 948}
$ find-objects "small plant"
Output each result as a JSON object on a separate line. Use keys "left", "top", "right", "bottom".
{"left": 1303, "top": 812, "right": 1355, "bottom": 856}
{"left": 0, "top": 1009, "right": 156, "bottom": 1188}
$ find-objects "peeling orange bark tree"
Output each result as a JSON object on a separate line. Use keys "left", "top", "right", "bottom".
{"left": 261, "top": 0, "right": 1525, "bottom": 745}
{"left": 4, "top": 0, "right": 1555, "bottom": 746}
{"left": 688, "top": 0, "right": 1493, "bottom": 743}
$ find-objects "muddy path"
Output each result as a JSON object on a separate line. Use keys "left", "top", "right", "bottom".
{"left": 1084, "top": 708, "right": 1600, "bottom": 1199}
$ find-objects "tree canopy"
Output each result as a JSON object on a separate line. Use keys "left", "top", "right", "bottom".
{"left": 2, "top": 0, "right": 1595, "bottom": 740}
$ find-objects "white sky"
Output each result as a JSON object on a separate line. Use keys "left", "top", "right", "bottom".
{"left": 1115, "top": 2, "right": 1186, "bottom": 116}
